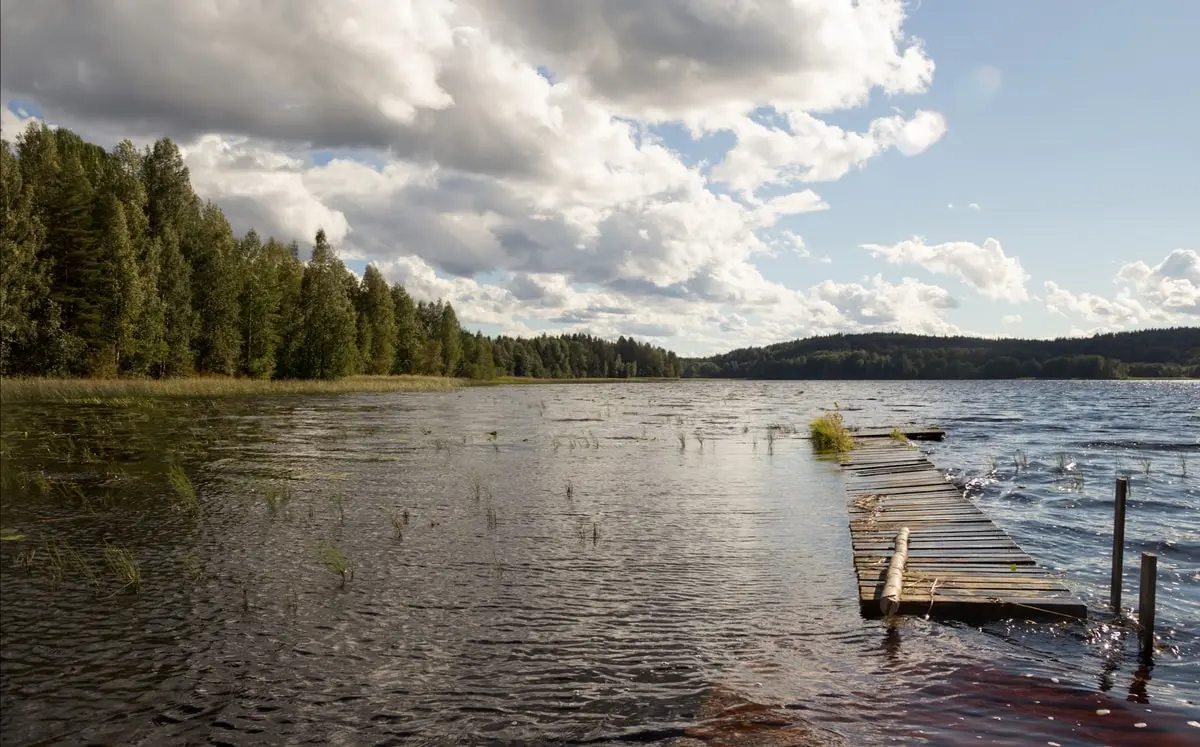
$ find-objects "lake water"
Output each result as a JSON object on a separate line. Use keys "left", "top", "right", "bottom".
{"left": 1, "top": 380, "right": 1197, "bottom": 745}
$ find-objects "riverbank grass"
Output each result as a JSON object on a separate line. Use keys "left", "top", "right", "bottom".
{"left": 0, "top": 375, "right": 461, "bottom": 405}
{"left": 809, "top": 411, "right": 856, "bottom": 453}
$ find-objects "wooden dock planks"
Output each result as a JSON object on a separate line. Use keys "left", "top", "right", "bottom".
{"left": 843, "top": 430, "right": 1087, "bottom": 622}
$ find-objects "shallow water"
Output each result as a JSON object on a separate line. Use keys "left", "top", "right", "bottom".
{"left": 1, "top": 380, "right": 1197, "bottom": 745}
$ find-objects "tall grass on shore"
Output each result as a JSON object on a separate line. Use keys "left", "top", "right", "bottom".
{"left": 809, "top": 410, "right": 856, "bottom": 454}
{"left": 0, "top": 375, "right": 461, "bottom": 405}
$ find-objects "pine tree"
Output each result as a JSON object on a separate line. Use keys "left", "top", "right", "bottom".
{"left": 0, "top": 141, "right": 44, "bottom": 373}
{"left": 271, "top": 239, "right": 305, "bottom": 378}
{"left": 297, "top": 230, "right": 357, "bottom": 379}
{"left": 189, "top": 203, "right": 241, "bottom": 374}
{"left": 158, "top": 228, "right": 196, "bottom": 376}
{"left": 357, "top": 264, "right": 397, "bottom": 375}
{"left": 439, "top": 302, "right": 462, "bottom": 376}
{"left": 390, "top": 284, "right": 423, "bottom": 374}
{"left": 94, "top": 195, "right": 142, "bottom": 374}
{"left": 44, "top": 152, "right": 100, "bottom": 369}
{"left": 236, "top": 230, "right": 283, "bottom": 378}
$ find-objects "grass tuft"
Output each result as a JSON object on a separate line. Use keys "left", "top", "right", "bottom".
{"left": 317, "top": 543, "right": 353, "bottom": 588}
{"left": 168, "top": 463, "right": 198, "bottom": 514}
{"left": 808, "top": 410, "right": 856, "bottom": 454}
{"left": 889, "top": 427, "right": 907, "bottom": 442}
{"left": 104, "top": 544, "right": 142, "bottom": 593}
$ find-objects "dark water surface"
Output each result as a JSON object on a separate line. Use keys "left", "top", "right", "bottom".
{"left": 1, "top": 380, "right": 1197, "bottom": 745}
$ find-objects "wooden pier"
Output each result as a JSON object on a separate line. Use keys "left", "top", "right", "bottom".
{"left": 844, "top": 428, "right": 1087, "bottom": 622}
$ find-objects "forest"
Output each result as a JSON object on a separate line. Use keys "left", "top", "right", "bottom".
{"left": 0, "top": 124, "right": 681, "bottom": 381}
{"left": 683, "top": 329, "right": 1200, "bottom": 380}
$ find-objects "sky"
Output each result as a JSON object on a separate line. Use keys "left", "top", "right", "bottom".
{"left": 1, "top": 0, "right": 1196, "bottom": 357}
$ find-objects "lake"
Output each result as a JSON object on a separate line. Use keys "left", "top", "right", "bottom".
{"left": 1, "top": 380, "right": 1197, "bottom": 745}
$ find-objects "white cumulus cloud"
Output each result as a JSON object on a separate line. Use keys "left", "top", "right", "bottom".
{"left": 861, "top": 237, "right": 1030, "bottom": 302}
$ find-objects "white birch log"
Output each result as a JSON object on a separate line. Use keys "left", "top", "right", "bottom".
{"left": 880, "top": 526, "right": 910, "bottom": 616}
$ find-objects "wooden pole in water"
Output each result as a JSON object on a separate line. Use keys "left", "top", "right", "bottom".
{"left": 880, "top": 526, "right": 910, "bottom": 617}
{"left": 1110, "top": 477, "right": 1128, "bottom": 611}
{"left": 1138, "top": 552, "right": 1157, "bottom": 658}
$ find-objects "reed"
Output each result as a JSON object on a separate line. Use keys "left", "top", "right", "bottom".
{"left": 808, "top": 411, "right": 855, "bottom": 454}
{"left": 1180, "top": 453, "right": 1189, "bottom": 477}
{"left": 1138, "top": 457, "right": 1152, "bottom": 475}
{"left": 765, "top": 429, "right": 775, "bottom": 455}
{"left": 43, "top": 539, "right": 68, "bottom": 587}
{"left": 0, "top": 375, "right": 461, "bottom": 405}
{"left": 104, "top": 544, "right": 142, "bottom": 593}
{"left": 181, "top": 556, "right": 206, "bottom": 584}
{"left": 565, "top": 479, "right": 574, "bottom": 499}
{"left": 168, "top": 463, "right": 199, "bottom": 514}
{"left": 317, "top": 543, "right": 353, "bottom": 588}
{"left": 676, "top": 432, "right": 687, "bottom": 451}
{"left": 485, "top": 503, "right": 498, "bottom": 531}
{"left": 471, "top": 476, "right": 484, "bottom": 503}
{"left": 388, "top": 511, "right": 404, "bottom": 540}
{"left": 694, "top": 432, "right": 706, "bottom": 450}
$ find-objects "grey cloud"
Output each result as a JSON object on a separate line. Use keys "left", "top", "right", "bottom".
{"left": 470, "top": 0, "right": 931, "bottom": 115}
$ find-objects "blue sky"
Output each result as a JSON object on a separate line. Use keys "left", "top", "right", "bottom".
{"left": 1, "top": 0, "right": 1196, "bottom": 354}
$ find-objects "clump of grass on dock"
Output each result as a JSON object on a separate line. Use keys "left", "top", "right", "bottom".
{"left": 809, "top": 410, "right": 856, "bottom": 453}
{"left": 889, "top": 427, "right": 907, "bottom": 442}
{"left": 0, "top": 375, "right": 460, "bottom": 405}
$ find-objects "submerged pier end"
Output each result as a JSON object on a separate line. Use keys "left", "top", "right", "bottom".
{"left": 843, "top": 427, "right": 1087, "bottom": 622}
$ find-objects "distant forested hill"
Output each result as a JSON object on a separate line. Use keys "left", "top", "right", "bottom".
{"left": 682, "top": 329, "right": 1200, "bottom": 380}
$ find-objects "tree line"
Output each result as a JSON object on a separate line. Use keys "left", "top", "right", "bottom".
{"left": 0, "top": 123, "right": 681, "bottom": 380}
{"left": 683, "top": 329, "right": 1200, "bottom": 380}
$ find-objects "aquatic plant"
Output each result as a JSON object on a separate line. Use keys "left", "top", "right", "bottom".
{"left": 264, "top": 483, "right": 293, "bottom": 517}
{"left": 181, "top": 556, "right": 206, "bottom": 584}
{"left": 565, "top": 479, "right": 574, "bottom": 499}
{"left": 984, "top": 456, "right": 999, "bottom": 476}
{"left": 1013, "top": 449, "right": 1028, "bottom": 473}
{"left": 104, "top": 544, "right": 142, "bottom": 593}
{"left": 471, "top": 476, "right": 484, "bottom": 503}
{"left": 168, "top": 463, "right": 199, "bottom": 514}
{"left": 809, "top": 411, "right": 856, "bottom": 454}
{"left": 1180, "top": 453, "right": 1189, "bottom": 477}
{"left": 317, "top": 543, "right": 353, "bottom": 588}
{"left": 1138, "top": 457, "right": 1152, "bottom": 475}
{"left": 765, "top": 429, "right": 775, "bottom": 455}
{"left": 0, "top": 528, "right": 25, "bottom": 542}
{"left": 43, "top": 539, "right": 68, "bottom": 587}
{"left": 485, "top": 503, "right": 498, "bottom": 531}
{"left": 388, "top": 511, "right": 405, "bottom": 540}
{"left": 676, "top": 432, "right": 687, "bottom": 451}
{"left": 694, "top": 432, "right": 706, "bottom": 450}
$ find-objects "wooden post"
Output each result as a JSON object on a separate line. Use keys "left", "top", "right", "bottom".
{"left": 1138, "top": 553, "right": 1157, "bottom": 658}
{"left": 1110, "top": 477, "right": 1128, "bottom": 611}
{"left": 880, "top": 526, "right": 910, "bottom": 617}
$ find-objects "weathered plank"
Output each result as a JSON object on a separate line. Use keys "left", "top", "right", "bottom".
{"left": 843, "top": 432, "right": 1086, "bottom": 622}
